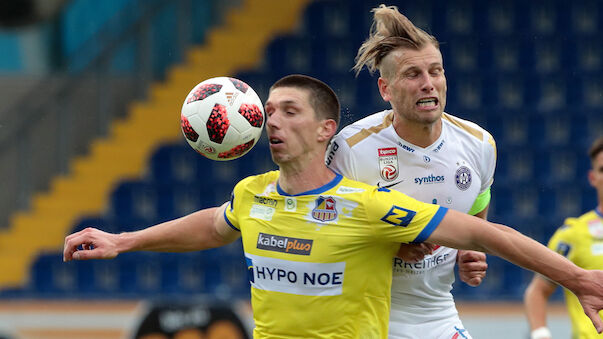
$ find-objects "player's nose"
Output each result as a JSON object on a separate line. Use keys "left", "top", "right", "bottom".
{"left": 266, "top": 110, "right": 282, "bottom": 129}
{"left": 419, "top": 73, "right": 435, "bottom": 92}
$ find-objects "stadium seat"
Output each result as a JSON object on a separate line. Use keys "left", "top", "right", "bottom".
{"left": 442, "top": 37, "right": 480, "bottom": 73}
{"left": 494, "top": 147, "right": 536, "bottom": 186}
{"left": 300, "top": 0, "right": 370, "bottom": 41}
{"left": 480, "top": 73, "right": 526, "bottom": 110}
{"left": 264, "top": 35, "right": 312, "bottom": 74}
{"left": 573, "top": 35, "right": 603, "bottom": 72}
{"left": 527, "top": 1, "right": 565, "bottom": 36}
{"left": 147, "top": 143, "right": 207, "bottom": 185}
{"left": 569, "top": 1, "right": 601, "bottom": 35}
{"left": 479, "top": 1, "right": 520, "bottom": 36}
{"left": 478, "top": 37, "right": 527, "bottom": 74}
{"left": 535, "top": 75, "right": 568, "bottom": 113}
{"left": 446, "top": 72, "right": 483, "bottom": 111}
{"left": 434, "top": 0, "right": 476, "bottom": 38}
{"left": 117, "top": 252, "right": 163, "bottom": 296}
{"left": 109, "top": 180, "right": 159, "bottom": 221}
{"left": 30, "top": 253, "right": 76, "bottom": 295}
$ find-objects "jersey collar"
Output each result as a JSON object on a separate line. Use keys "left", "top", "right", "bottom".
{"left": 277, "top": 171, "right": 343, "bottom": 196}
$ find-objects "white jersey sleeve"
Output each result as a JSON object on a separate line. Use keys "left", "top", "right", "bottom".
{"left": 326, "top": 111, "right": 393, "bottom": 183}
{"left": 326, "top": 132, "right": 358, "bottom": 179}
{"left": 479, "top": 129, "right": 497, "bottom": 193}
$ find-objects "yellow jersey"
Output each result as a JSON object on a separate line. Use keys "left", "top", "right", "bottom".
{"left": 548, "top": 209, "right": 603, "bottom": 339}
{"left": 224, "top": 170, "right": 447, "bottom": 338}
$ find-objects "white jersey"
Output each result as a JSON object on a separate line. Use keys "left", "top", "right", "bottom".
{"left": 326, "top": 110, "right": 496, "bottom": 338}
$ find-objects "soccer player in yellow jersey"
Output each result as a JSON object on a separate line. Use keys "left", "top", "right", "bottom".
{"left": 525, "top": 136, "right": 603, "bottom": 339}
{"left": 64, "top": 75, "right": 603, "bottom": 339}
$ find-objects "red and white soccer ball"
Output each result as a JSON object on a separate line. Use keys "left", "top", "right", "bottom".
{"left": 180, "top": 77, "right": 265, "bottom": 161}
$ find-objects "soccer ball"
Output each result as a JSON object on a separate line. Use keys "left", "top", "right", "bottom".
{"left": 180, "top": 77, "right": 265, "bottom": 161}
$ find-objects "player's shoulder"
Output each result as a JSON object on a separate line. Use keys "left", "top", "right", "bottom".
{"left": 335, "top": 110, "right": 394, "bottom": 148}
{"left": 555, "top": 211, "right": 596, "bottom": 235}
{"left": 235, "top": 170, "right": 279, "bottom": 191}
{"left": 339, "top": 175, "right": 376, "bottom": 191}
{"left": 442, "top": 112, "right": 494, "bottom": 143}
{"left": 566, "top": 210, "right": 602, "bottom": 228}
{"left": 338, "top": 176, "right": 408, "bottom": 201}
{"left": 442, "top": 113, "right": 496, "bottom": 156}
{"left": 335, "top": 176, "right": 383, "bottom": 200}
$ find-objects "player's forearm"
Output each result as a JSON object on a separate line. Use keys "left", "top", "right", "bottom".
{"left": 118, "top": 207, "right": 227, "bottom": 253}
{"left": 524, "top": 281, "right": 550, "bottom": 330}
{"left": 431, "top": 211, "right": 585, "bottom": 291}
{"left": 473, "top": 224, "right": 585, "bottom": 291}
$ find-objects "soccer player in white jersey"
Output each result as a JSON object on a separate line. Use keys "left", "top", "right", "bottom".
{"left": 326, "top": 5, "right": 492, "bottom": 339}
{"left": 64, "top": 74, "right": 603, "bottom": 339}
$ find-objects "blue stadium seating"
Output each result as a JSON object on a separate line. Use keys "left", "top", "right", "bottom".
{"left": 17, "top": 0, "right": 603, "bottom": 302}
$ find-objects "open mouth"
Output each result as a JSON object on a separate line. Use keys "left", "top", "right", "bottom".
{"left": 269, "top": 138, "right": 283, "bottom": 144}
{"left": 416, "top": 98, "right": 438, "bottom": 108}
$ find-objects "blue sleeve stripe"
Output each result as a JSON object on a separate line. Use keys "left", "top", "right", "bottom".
{"left": 223, "top": 205, "right": 240, "bottom": 232}
{"left": 411, "top": 207, "right": 448, "bottom": 244}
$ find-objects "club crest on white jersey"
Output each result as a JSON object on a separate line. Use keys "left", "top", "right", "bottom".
{"left": 455, "top": 165, "right": 472, "bottom": 191}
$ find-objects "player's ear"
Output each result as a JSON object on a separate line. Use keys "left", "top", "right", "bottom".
{"left": 378, "top": 77, "right": 391, "bottom": 102}
{"left": 317, "top": 119, "right": 337, "bottom": 142}
{"left": 588, "top": 169, "right": 596, "bottom": 188}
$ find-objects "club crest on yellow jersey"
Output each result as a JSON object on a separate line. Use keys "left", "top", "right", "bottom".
{"left": 312, "top": 196, "right": 337, "bottom": 222}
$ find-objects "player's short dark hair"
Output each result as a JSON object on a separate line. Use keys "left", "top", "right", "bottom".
{"left": 589, "top": 136, "right": 603, "bottom": 162}
{"left": 270, "top": 74, "right": 340, "bottom": 127}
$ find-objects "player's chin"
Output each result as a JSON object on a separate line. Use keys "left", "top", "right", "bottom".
{"left": 413, "top": 108, "right": 441, "bottom": 123}
{"left": 269, "top": 151, "right": 287, "bottom": 164}
{"left": 423, "top": 109, "right": 443, "bottom": 120}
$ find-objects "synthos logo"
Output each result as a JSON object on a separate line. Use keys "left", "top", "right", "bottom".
{"left": 414, "top": 174, "right": 445, "bottom": 185}
{"left": 257, "top": 233, "right": 313, "bottom": 255}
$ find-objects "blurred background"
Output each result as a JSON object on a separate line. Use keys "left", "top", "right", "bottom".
{"left": 0, "top": 0, "right": 601, "bottom": 337}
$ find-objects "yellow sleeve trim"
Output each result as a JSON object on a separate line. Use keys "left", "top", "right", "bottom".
{"left": 468, "top": 187, "right": 491, "bottom": 215}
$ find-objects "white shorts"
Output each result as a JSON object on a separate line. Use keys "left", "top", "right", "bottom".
{"left": 388, "top": 318, "right": 472, "bottom": 339}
